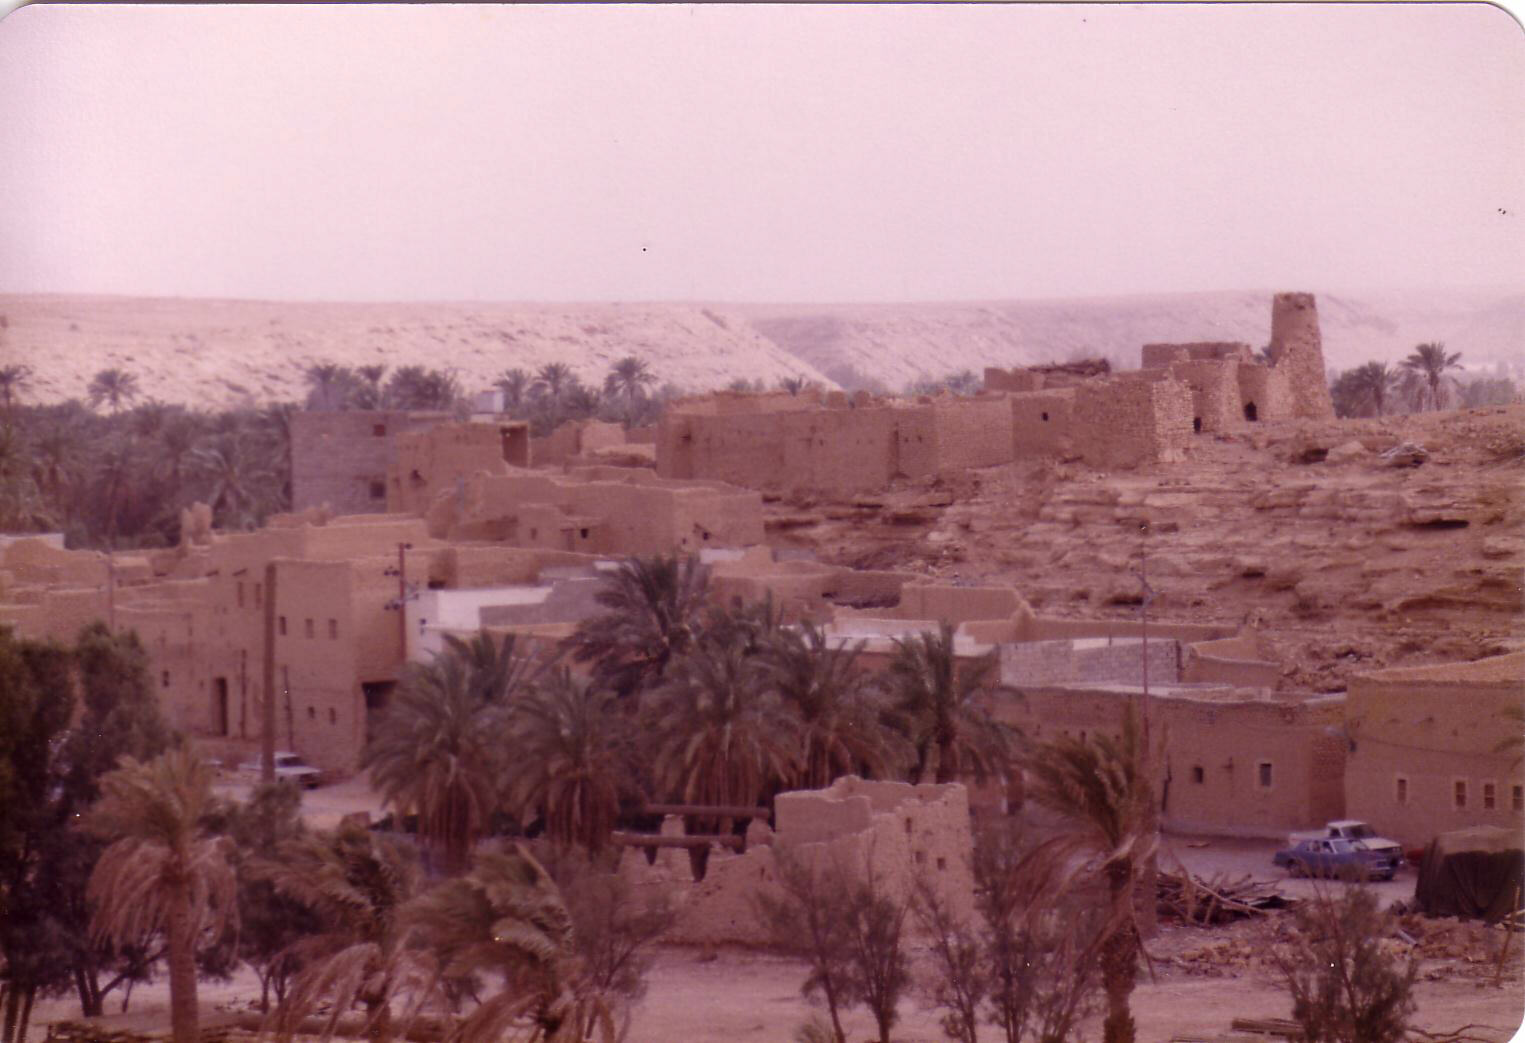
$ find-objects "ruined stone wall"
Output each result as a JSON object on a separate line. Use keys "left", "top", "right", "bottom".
{"left": 1344, "top": 654, "right": 1525, "bottom": 848}
{"left": 1070, "top": 378, "right": 1193, "bottom": 469}
{"left": 993, "top": 685, "right": 1346, "bottom": 836}
{"left": 1141, "top": 342, "right": 1253, "bottom": 369}
{"left": 1268, "top": 293, "right": 1336, "bottom": 420}
{"left": 928, "top": 395, "right": 1017, "bottom": 474}
{"left": 1008, "top": 389, "right": 1076, "bottom": 458}
{"left": 1169, "top": 360, "right": 1242, "bottom": 434}
{"left": 292, "top": 411, "right": 446, "bottom": 515}
{"left": 1236, "top": 364, "right": 1293, "bottom": 423}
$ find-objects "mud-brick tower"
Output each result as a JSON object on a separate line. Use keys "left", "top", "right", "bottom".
{"left": 1268, "top": 292, "right": 1336, "bottom": 420}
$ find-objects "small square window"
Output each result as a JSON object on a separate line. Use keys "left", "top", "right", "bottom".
{"left": 372, "top": 424, "right": 387, "bottom": 437}
{"left": 307, "top": 706, "right": 316, "bottom": 720}
{"left": 1483, "top": 783, "right": 1496, "bottom": 811}
{"left": 369, "top": 480, "right": 386, "bottom": 500}
{"left": 1454, "top": 780, "right": 1468, "bottom": 809}
{"left": 1395, "top": 777, "right": 1408, "bottom": 805}
{"left": 936, "top": 857, "right": 947, "bottom": 871}
{"left": 328, "top": 619, "right": 338, "bottom": 639}
{"left": 1191, "top": 765, "right": 1204, "bottom": 784}
{"left": 1257, "top": 761, "right": 1273, "bottom": 789}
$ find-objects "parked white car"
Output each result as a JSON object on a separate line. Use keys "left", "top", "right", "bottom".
{"left": 238, "top": 752, "right": 325, "bottom": 788}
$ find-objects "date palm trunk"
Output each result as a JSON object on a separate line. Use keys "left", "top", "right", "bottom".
{"left": 166, "top": 882, "right": 200, "bottom": 1043}
{"left": 1100, "top": 861, "right": 1137, "bottom": 1043}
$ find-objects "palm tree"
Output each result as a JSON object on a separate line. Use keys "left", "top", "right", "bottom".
{"left": 1331, "top": 362, "right": 1400, "bottom": 418}
{"left": 885, "top": 622, "right": 1013, "bottom": 785}
{"left": 188, "top": 431, "right": 280, "bottom": 530}
{"left": 440, "top": 630, "right": 545, "bottom": 706}
{"left": 263, "top": 822, "right": 434, "bottom": 1043}
{"left": 763, "top": 622, "right": 910, "bottom": 789}
{"left": 641, "top": 640, "right": 801, "bottom": 816}
{"left": 385, "top": 366, "right": 461, "bottom": 413}
{"left": 87, "top": 368, "right": 141, "bottom": 414}
{"left": 501, "top": 670, "right": 634, "bottom": 856}
{"left": 496, "top": 369, "right": 531, "bottom": 415}
{"left": 1021, "top": 707, "right": 1158, "bottom": 1043}
{"left": 565, "top": 553, "right": 711, "bottom": 698}
{"left": 603, "top": 357, "right": 655, "bottom": 426}
{"left": 363, "top": 651, "right": 504, "bottom": 875}
{"left": 530, "top": 363, "right": 576, "bottom": 430}
{"left": 409, "top": 846, "right": 613, "bottom": 1043}
{"left": 304, "top": 364, "right": 357, "bottom": 412}
{"left": 85, "top": 749, "right": 237, "bottom": 1043}
{"left": 1400, "top": 342, "right": 1463, "bottom": 412}
{"left": 354, "top": 366, "right": 387, "bottom": 410}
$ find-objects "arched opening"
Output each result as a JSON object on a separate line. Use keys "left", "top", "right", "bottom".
{"left": 1243, "top": 401, "right": 1259, "bottom": 422}
{"left": 1192, "top": 416, "right": 1202, "bottom": 433}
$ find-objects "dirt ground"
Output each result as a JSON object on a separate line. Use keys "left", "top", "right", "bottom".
{"left": 32, "top": 782, "right": 1524, "bottom": 1043}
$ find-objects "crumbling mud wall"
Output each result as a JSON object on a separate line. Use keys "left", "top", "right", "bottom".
{"left": 629, "top": 777, "right": 975, "bottom": 947}
{"left": 530, "top": 419, "right": 626, "bottom": 467}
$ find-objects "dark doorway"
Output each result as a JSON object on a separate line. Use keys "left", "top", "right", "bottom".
{"left": 362, "top": 681, "right": 395, "bottom": 746}
{"left": 1243, "top": 401, "right": 1259, "bottom": 422}
{"left": 213, "top": 677, "right": 230, "bottom": 737}
{"left": 1192, "top": 416, "right": 1202, "bottom": 433}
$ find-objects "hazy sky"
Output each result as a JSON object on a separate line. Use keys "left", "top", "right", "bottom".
{"left": 1, "top": 3, "right": 1522, "bottom": 302}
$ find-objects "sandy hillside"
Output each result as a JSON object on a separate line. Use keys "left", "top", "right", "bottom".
{"left": 0, "top": 295, "right": 840, "bottom": 410}
{"left": 2, "top": 288, "right": 1519, "bottom": 410}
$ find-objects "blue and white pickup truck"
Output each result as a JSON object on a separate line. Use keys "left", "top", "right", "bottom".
{"left": 1287, "top": 820, "right": 1405, "bottom": 865}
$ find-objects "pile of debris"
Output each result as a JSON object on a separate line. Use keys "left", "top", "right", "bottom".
{"left": 1157, "top": 868, "right": 1291, "bottom": 925}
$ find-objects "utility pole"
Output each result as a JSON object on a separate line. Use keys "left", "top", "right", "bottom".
{"left": 397, "top": 542, "right": 409, "bottom": 663}
{"left": 262, "top": 561, "right": 277, "bottom": 784}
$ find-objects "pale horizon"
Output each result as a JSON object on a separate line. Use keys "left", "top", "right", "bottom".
{"left": 2, "top": 3, "right": 1522, "bottom": 304}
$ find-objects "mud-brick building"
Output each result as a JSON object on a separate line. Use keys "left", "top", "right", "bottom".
{"left": 428, "top": 467, "right": 765, "bottom": 556}
{"left": 656, "top": 388, "right": 1012, "bottom": 496}
{"left": 386, "top": 420, "right": 531, "bottom": 515}
{"left": 993, "top": 679, "right": 1347, "bottom": 838}
{"left": 292, "top": 410, "right": 453, "bottom": 515}
{"left": 1343, "top": 653, "right": 1525, "bottom": 848}
{"left": 193, "top": 515, "right": 440, "bottom": 773}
